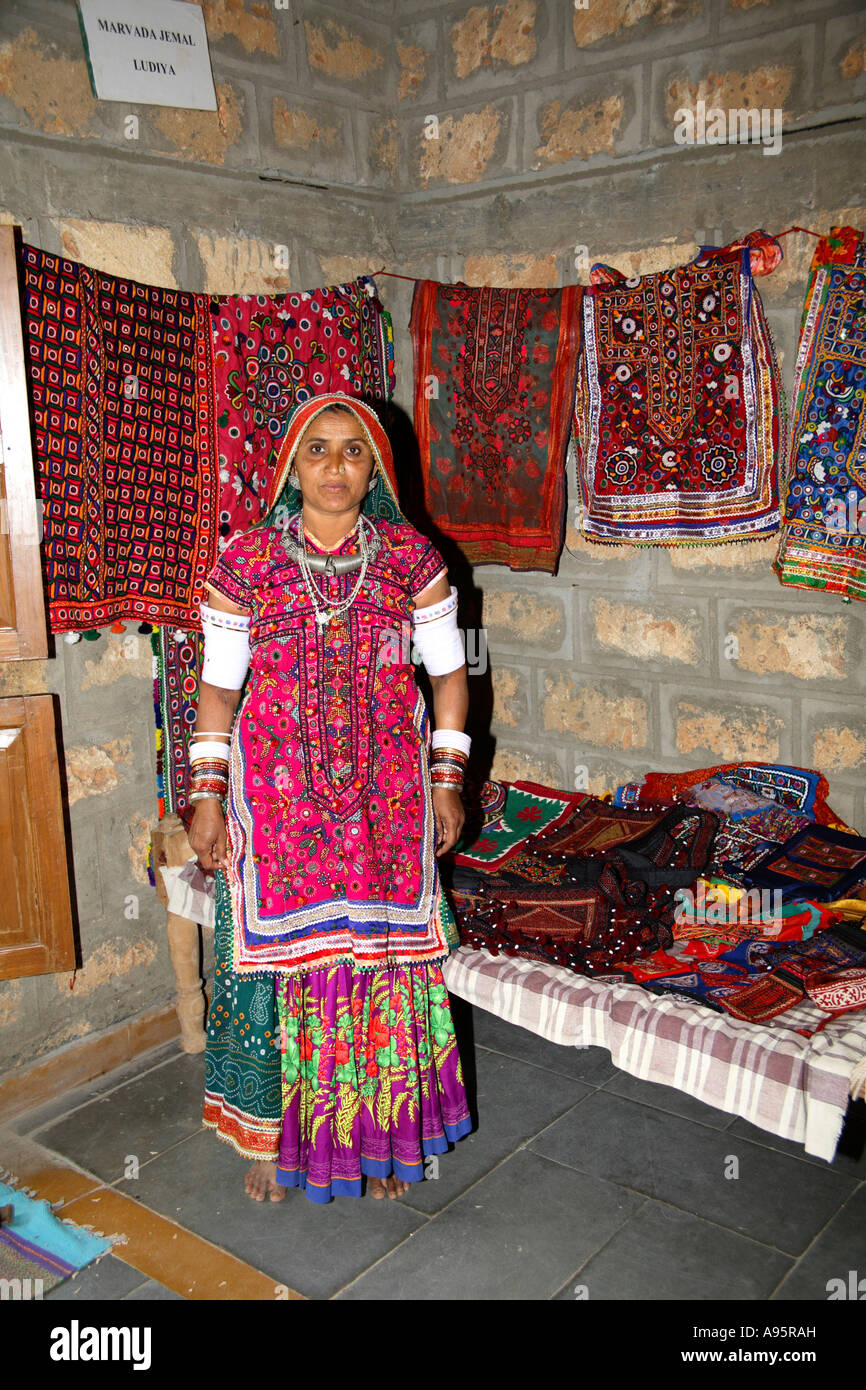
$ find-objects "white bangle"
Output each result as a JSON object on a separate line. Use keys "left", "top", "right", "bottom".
{"left": 431, "top": 729, "right": 471, "bottom": 755}
{"left": 189, "top": 740, "right": 231, "bottom": 762}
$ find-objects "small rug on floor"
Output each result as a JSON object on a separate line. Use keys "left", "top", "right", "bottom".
{"left": 0, "top": 1175, "right": 112, "bottom": 1295}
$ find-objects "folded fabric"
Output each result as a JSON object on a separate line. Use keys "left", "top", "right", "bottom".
{"left": 456, "top": 805, "right": 720, "bottom": 975}
{"left": 159, "top": 858, "right": 216, "bottom": 927}
{"left": 410, "top": 279, "right": 582, "bottom": 572}
{"left": 573, "top": 231, "right": 782, "bottom": 545}
{"left": 452, "top": 780, "right": 588, "bottom": 871}
{"left": 684, "top": 776, "right": 779, "bottom": 820}
{"left": 615, "top": 761, "right": 835, "bottom": 823}
{"left": 673, "top": 885, "right": 835, "bottom": 942}
{"left": 623, "top": 949, "right": 699, "bottom": 980}
{"left": 773, "top": 928, "right": 866, "bottom": 985}
{"left": 806, "top": 968, "right": 866, "bottom": 1014}
{"left": 713, "top": 804, "right": 813, "bottom": 879}
{"left": 709, "top": 973, "right": 805, "bottom": 1023}
{"left": 740, "top": 823, "right": 866, "bottom": 903}
{"left": 774, "top": 226, "right": 866, "bottom": 603}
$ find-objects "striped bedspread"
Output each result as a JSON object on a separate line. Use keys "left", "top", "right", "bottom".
{"left": 443, "top": 946, "right": 866, "bottom": 1162}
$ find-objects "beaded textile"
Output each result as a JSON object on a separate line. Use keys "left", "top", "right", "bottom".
{"left": 574, "top": 233, "right": 782, "bottom": 545}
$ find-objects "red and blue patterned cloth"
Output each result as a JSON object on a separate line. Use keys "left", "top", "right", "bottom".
{"left": 774, "top": 225, "right": 866, "bottom": 602}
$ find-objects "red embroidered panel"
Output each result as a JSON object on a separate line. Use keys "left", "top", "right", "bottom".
{"left": 411, "top": 281, "right": 581, "bottom": 573}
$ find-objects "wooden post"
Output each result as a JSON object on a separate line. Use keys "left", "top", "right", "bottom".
{"left": 151, "top": 814, "right": 207, "bottom": 1054}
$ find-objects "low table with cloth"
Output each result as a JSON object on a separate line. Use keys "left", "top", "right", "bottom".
{"left": 441, "top": 769, "right": 866, "bottom": 1163}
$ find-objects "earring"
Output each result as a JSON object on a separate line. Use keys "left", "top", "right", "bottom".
{"left": 288, "top": 472, "right": 301, "bottom": 490}
{"left": 367, "top": 473, "right": 378, "bottom": 492}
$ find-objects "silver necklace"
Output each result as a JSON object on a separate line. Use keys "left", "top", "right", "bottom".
{"left": 280, "top": 513, "right": 380, "bottom": 627}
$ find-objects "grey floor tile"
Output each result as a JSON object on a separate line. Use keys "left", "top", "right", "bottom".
{"left": 400, "top": 1047, "right": 591, "bottom": 1215}
{"left": 530, "top": 1091, "right": 857, "bottom": 1255}
{"left": 552, "top": 1200, "right": 793, "bottom": 1301}
{"left": 11, "top": 1042, "right": 182, "bottom": 1136}
{"left": 771, "top": 1185, "right": 866, "bottom": 1300}
{"left": 727, "top": 1103, "right": 866, "bottom": 1177}
{"left": 602, "top": 1070, "right": 738, "bottom": 1130}
{"left": 33, "top": 1053, "right": 206, "bottom": 1183}
{"left": 121, "top": 1280, "right": 185, "bottom": 1300}
{"left": 43, "top": 1255, "right": 147, "bottom": 1301}
{"left": 337, "top": 1148, "right": 645, "bottom": 1301}
{"left": 468, "top": 1005, "right": 618, "bottom": 1085}
{"left": 114, "top": 1128, "right": 426, "bottom": 1301}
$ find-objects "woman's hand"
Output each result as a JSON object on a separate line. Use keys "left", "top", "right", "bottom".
{"left": 188, "top": 800, "right": 229, "bottom": 873}
{"left": 432, "top": 786, "right": 465, "bottom": 858}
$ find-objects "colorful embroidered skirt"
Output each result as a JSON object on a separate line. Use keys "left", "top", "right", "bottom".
{"left": 203, "top": 871, "right": 472, "bottom": 1199}
{"left": 276, "top": 963, "right": 472, "bottom": 1203}
{"left": 203, "top": 869, "right": 283, "bottom": 1160}
{"left": 774, "top": 226, "right": 866, "bottom": 602}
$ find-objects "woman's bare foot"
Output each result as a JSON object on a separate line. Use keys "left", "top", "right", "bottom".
{"left": 368, "top": 1173, "right": 411, "bottom": 1200}
{"left": 244, "top": 1161, "right": 286, "bottom": 1202}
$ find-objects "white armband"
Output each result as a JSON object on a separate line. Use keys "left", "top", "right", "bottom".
{"left": 412, "top": 585, "right": 465, "bottom": 676}
{"left": 200, "top": 603, "right": 251, "bottom": 690}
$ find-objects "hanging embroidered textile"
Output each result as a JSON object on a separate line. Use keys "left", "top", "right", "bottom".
{"left": 410, "top": 279, "right": 582, "bottom": 572}
{"left": 211, "top": 277, "right": 395, "bottom": 540}
{"left": 774, "top": 225, "right": 866, "bottom": 602}
{"left": 21, "top": 244, "right": 218, "bottom": 632}
{"left": 573, "top": 231, "right": 783, "bottom": 545}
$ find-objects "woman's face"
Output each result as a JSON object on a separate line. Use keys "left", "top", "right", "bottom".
{"left": 291, "top": 409, "right": 376, "bottom": 514}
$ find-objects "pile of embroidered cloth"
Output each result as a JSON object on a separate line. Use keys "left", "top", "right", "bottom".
{"left": 448, "top": 764, "right": 866, "bottom": 1033}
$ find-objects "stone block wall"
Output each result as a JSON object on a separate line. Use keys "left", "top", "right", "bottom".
{"left": 0, "top": 0, "right": 864, "bottom": 1076}
{"left": 387, "top": 0, "right": 866, "bottom": 833}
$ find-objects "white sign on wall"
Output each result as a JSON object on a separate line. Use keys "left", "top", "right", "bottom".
{"left": 77, "top": 0, "right": 217, "bottom": 110}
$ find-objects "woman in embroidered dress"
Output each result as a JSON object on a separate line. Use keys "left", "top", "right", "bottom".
{"left": 189, "top": 393, "right": 473, "bottom": 1203}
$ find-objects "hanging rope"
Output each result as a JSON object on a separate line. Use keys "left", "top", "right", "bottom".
{"left": 370, "top": 225, "right": 828, "bottom": 284}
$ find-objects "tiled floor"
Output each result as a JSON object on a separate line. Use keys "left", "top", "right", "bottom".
{"left": 4, "top": 997, "right": 866, "bottom": 1301}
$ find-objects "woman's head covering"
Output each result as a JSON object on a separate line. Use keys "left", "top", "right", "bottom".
{"left": 263, "top": 392, "right": 403, "bottom": 528}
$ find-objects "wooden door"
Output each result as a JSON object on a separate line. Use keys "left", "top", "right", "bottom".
{"left": 0, "top": 695, "right": 75, "bottom": 975}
